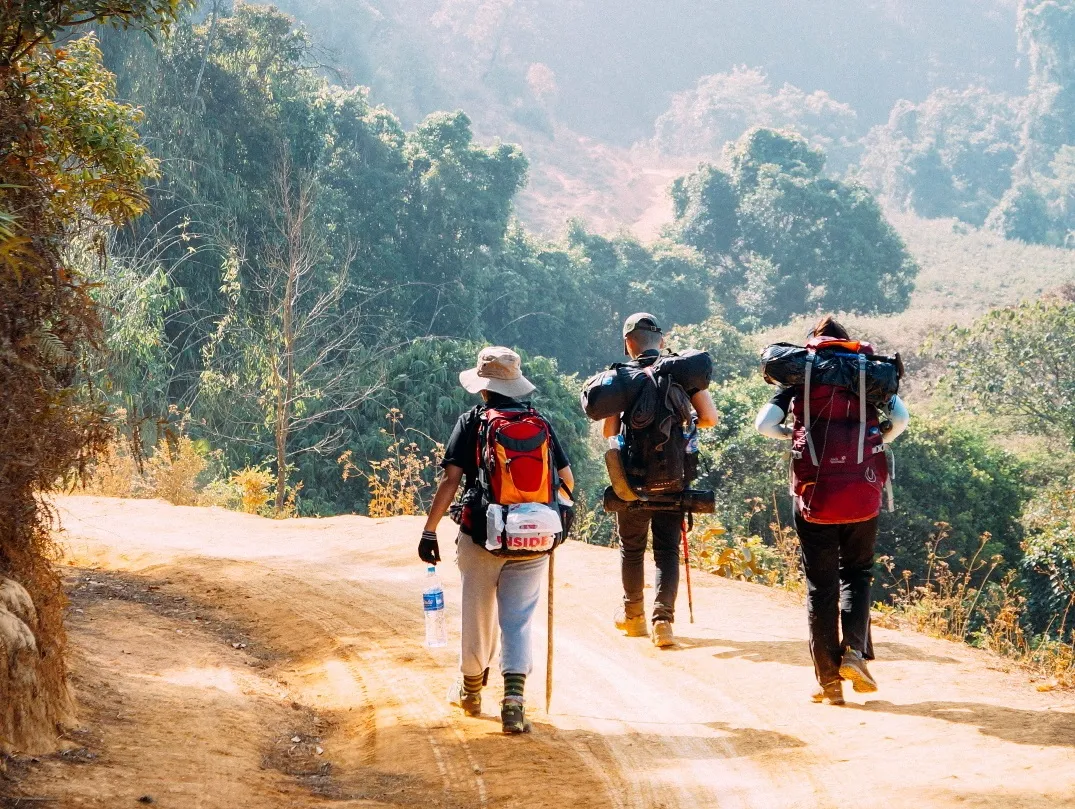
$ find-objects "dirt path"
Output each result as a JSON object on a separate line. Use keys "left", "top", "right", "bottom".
{"left": 8, "top": 496, "right": 1075, "bottom": 808}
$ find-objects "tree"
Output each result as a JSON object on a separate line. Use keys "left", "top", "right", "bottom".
{"left": 651, "top": 66, "right": 860, "bottom": 170}
{"left": 857, "top": 88, "right": 1023, "bottom": 226}
{"left": 0, "top": 0, "right": 179, "bottom": 753}
{"left": 986, "top": 181, "right": 1054, "bottom": 243}
{"left": 198, "top": 161, "right": 388, "bottom": 515}
{"left": 1017, "top": 0, "right": 1075, "bottom": 177}
{"left": 941, "top": 298, "right": 1075, "bottom": 443}
{"left": 671, "top": 128, "right": 918, "bottom": 328}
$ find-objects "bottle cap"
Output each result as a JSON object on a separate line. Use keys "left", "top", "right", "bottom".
{"left": 427, "top": 565, "right": 436, "bottom": 573}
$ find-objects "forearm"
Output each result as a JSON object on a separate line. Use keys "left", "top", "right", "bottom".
{"left": 602, "top": 415, "right": 621, "bottom": 438}
{"left": 882, "top": 395, "right": 910, "bottom": 441}
{"left": 755, "top": 403, "right": 793, "bottom": 439}
{"left": 423, "top": 468, "right": 463, "bottom": 532}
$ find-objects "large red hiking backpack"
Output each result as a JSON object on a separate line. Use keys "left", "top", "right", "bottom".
{"left": 478, "top": 407, "right": 556, "bottom": 505}
{"left": 475, "top": 406, "right": 563, "bottom": 556}
{"left": 789, "top": 337, "right": 889, "bottom": 524}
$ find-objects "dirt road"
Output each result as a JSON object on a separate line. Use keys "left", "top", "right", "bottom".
{"left": 9, "top": 496, "right": 1075, "bottom": 808}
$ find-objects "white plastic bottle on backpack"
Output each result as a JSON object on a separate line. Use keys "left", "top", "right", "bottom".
{"left": 423, "top": 566, "right": 447, "bottom": 648}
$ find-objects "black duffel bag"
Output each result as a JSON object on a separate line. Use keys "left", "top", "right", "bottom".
{"left": 581, "top": 349, "right": 713, "bottom": 421}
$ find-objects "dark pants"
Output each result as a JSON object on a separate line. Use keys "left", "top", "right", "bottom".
{"left": 618, "top": 510, "right": 681, "bottom": 623}
{"left": 795, "top": 511, "right": 877, "bottom": 686}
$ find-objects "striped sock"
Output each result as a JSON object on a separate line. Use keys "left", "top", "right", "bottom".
{"left": 503, "top": 672, "right": 525, "bottom": 700}
{"left": 462, "top": 673, "right": 484, "bottom": 695}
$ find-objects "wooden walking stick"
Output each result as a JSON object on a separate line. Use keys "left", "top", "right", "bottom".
{"left": 681, "top": 518, "right": 694, "bottom": 623}
{"left": 546, "top": 549, "right": 555, "bottom": 713}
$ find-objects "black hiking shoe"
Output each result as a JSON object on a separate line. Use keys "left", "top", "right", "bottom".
{"left": 811, "top": 681, "right": 845, "bottom": 706}
{"left": 839, "top": 649, "right": 878, "bottom": 694}
{"left": 500, "top": 698, "right": 532, "bottom": 735}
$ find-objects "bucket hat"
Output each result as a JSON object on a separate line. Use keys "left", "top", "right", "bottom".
{"left": 459, "top": 346, "right": 536, "bottom": 399}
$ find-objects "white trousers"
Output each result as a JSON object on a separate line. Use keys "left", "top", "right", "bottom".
{"left": 455, "top": 532, "right": 548, "bottom": 678}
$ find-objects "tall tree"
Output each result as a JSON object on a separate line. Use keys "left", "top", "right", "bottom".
{"left": 672, "top": 128, "right": 918, "bottom": 328}
{"left": 0, "top": 0, "right": 181, "bottom": 753}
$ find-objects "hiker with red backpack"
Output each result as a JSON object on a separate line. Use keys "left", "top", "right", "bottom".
{"left": 755, "top": 316, "right": 909, "bottom": 705}
{"left": 418, "top": 346, "right": 574, "bottom": 734}
{"left": 584, "top": 313, "right": 718, "bottom": 648}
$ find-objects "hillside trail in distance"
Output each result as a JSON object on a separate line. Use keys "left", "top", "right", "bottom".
{"left": 22, "top": 496, "right": 1075, "bottom": 808}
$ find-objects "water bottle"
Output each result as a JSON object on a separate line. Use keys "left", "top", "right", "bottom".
{"left": 685, "top": 418, "right": 700, "bottom": 480}
{"left": 423, "top": 566, "right": 447, "bottom": 648}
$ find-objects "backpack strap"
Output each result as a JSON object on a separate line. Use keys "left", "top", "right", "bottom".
{"left": 857, "top": 354, "right": 867, "bottom": 465}
{"left": 804, "top": 354, "right": 819, "bottom": 467}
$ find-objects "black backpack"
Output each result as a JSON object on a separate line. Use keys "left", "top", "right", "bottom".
{"left": 621, "top": 364, "right": 695, "bottom": 496}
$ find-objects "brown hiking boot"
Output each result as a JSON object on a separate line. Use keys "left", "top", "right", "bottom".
{"left": 839, "top": 649, "right": 878, "bottom": 693}
{"left": 812, "top": 681, "right": 845, "bottom": 706}
{"left": 651, "top": 620, "right": 675, "bottom": 648}
{"left": 614, "top": 608, "right": 648, "bottom": 637}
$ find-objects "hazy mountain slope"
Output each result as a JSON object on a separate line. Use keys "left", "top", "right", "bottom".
{"left": 266, "top": 0, "right": 1027, "bottom": 233}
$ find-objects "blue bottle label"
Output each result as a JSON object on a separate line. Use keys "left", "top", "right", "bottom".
{"left": 424, "top": 590, "right": 444, "bottom": 611}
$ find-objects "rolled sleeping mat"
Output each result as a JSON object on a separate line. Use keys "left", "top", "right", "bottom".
{"left": 759, "top": 343, "right": 900, "bottom": 406}
{"left": 604, "top": 440, "right": 639, "bottom": 501}
{"left": 602, "top": 487, "right": 715, "bottom": 514}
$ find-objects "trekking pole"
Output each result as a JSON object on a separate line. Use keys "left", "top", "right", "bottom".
{"left": 546, "top": 549, "right": 555, "bottom": 713}
{"left": 681, "top": 519, "right": 694, "bottom": 623}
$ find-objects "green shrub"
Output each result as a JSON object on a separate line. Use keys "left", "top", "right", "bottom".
{"left": 877, "top": 416, "right": 1028, "bottom": 582}
{"left": 1020, "top": 481, "right": 1075, "bottom": 637}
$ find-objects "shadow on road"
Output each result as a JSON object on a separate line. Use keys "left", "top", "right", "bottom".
{"left": 850, "top": 700, "right": 1075, "bottom": 748}
{"left": 671, "top": 637, "right": 957, "bottom": 666}
{"left": 520, "top": 720, "right": 806, "bottom": 760}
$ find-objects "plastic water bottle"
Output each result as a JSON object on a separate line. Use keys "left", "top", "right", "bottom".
{"left": 423, "top": 566, "right": 447, "bottom": 648}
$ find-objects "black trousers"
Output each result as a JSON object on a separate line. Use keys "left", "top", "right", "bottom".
{"left": 795, "top": 511, "right": 877, "bottom": 686}
{"left": 617, "top": 509, "right": 681, "bottom": 623}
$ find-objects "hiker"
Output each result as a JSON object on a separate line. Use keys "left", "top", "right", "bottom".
{"left": 600, "top": 314, "right": 718, "bottom": 648}
{"left": 418, "top": 346, "right": 573, "bottom": 734}
{"left": 755, "top": 315, "right": 909, "bottom": 705}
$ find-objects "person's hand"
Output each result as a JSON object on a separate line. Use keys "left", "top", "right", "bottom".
{"left": 418, "top": 530, "right": 441, "bottom": 565}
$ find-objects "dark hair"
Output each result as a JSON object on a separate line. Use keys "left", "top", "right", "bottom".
{"left": 810, "top": 315, "right": 850, "bottom": 341}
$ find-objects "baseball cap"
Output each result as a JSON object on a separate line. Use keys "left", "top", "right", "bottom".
{"left": 622, "top": 312, "right": 662, "bottom": 339}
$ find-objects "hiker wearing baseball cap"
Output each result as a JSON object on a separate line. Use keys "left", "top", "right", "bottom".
{"left": 419, "top": 346, "right": 574, "bottom": 734}
{"left": 602, "top": 314, "right": 718, "bottom": 647}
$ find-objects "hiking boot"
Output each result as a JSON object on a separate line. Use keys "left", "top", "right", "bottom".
{"left": 614, "top": 608, "right": 648, "bottom": 637}
{"left": 812, "top": 681, "right": 845, "bottom": 706}
{"left": 447, "top": 679, "right": 482, "bottom": 717}
{"left": 839, "top": 649, "right": 878, "bottom": 693}
{"left": 500, "top": 698, "right": 532, "bottom": 735}
{"left": 651, "top": 619, "right": 675, "bottom": 648}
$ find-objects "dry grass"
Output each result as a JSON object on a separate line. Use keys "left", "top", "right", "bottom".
{"left": 873, "top": 523, "right": 1075, "bottom": 689}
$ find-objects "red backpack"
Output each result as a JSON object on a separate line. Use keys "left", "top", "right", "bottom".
{"left": 477, "top": 406, "right": 557, "bottom": 506}
{"left": 789, "top": 337, "right": 889, "bottom": 524}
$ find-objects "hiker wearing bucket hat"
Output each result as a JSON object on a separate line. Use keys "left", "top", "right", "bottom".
{"left": 420, "top": 346, "right": 574, "bottom": 734}
{"left": 601, "top": 314, "right": 718, "bottom": 647}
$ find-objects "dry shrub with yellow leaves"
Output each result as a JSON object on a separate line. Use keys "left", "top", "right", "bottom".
{"left": 340, "top": 409, "right": 442, "bottom": 518}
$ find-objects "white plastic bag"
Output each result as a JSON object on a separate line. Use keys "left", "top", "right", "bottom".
{"left": 486, "top": 502, "right": 561, "bottom": 553}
